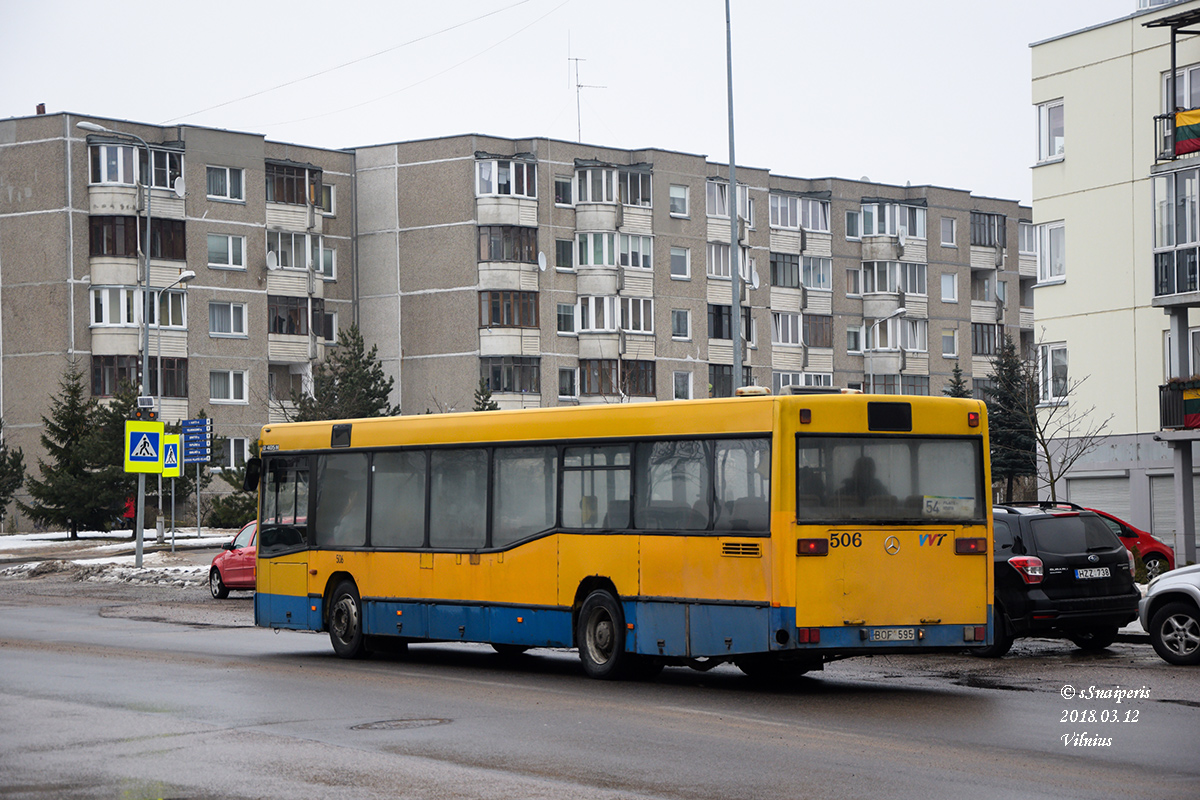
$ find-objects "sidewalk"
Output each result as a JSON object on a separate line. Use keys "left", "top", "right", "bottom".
{"left": 0, "top": 528, "right": 236, "bottom": 568}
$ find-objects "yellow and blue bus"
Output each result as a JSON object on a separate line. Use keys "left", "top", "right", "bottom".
{"left": 245, "top": 392, "right": 993, "bottom": 679}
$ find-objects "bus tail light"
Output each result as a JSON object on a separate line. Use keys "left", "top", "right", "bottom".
{"left": 963, "top": 626, "right": 987, "bottom": 642}
{"left": 955, "top": 537, "right": 987, "bottom": 554}
{"left": 797, "top": 538, "right": 829, "bottom": 556}
{"left": 796, "top": 627, "right": 821, "bottom": 644}
{"left": 1008, "top": 555, "right": 1044, "bottom": 585}
{"left": 967, "top": 411, "right": 980, "bottom": 428}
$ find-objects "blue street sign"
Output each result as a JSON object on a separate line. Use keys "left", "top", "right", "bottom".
{"left": 181, "top": 417, "right": 212, "bottom": 465}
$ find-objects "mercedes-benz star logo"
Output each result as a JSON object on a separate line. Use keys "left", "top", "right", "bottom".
{"left": 884, "top": 536, "right": 901, "bottom": 555}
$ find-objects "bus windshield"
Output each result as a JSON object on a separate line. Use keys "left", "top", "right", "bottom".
{"left": 796, "top": 435, "right": 983, "bottom": 523}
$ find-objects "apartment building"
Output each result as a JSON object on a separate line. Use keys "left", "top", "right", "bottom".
{"left": 355, "top": 135, "right": 1031, "bottom": 415}
{"left": 1031, "top": 0, "right": 1200, "bottom": 563}
{"left": 0, "top": 113, "right": 1029, "bottom": 528}
{"left": 0, "top": 111, "right": 355, "bottom": 524}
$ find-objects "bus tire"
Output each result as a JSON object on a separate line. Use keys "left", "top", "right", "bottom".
{"left": 329, "top": 580, "right": 368, "bottom": 659}
{"left": 577, "top": 589, "right": 628, "bottom": 680}
{"left": 971, "top": 613, "right": 1014, "bottom": 658}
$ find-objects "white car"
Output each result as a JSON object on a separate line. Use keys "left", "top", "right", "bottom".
{"left": 1138, "top": 563, "right": 1200, "bottom": 666}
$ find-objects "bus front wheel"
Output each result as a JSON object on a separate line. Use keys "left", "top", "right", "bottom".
{"left": 329, "top": 581, "right": 368, "bottom": 659}
{"left": 577, "top": 589, "right": 628, "bottom": 679}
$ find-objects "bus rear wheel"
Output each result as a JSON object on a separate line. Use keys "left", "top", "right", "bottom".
{"left": 577, "top": 590, "right": 629, "bottom": 680}
{"left": 329, "top": 581, "right": 368, "bottom": 659}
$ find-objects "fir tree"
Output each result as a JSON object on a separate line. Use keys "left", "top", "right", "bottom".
{"left": 19, "top": 362, "right": 125, "bottom": 538}
{"left": 985, "top": 335, "right": 1037, "bottom": 503}
{"left": 943, "top": 361, "right": 972, "bottom": 398}
{"left": 0, "top": 418, "right": 25, "bottom": 526}
{"left": 474, "top": 378, "right": 500, "bottom": 411}
{"left": 291, "top": 325, "right": 399, "bottom": 421}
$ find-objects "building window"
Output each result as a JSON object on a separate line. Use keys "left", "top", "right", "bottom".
{"left": 972, "top": 273, "right": 995, "bottom": 303}
{"left": 149, "top": 219, "right": 186, "bottom": 261}
{"left": 708, "top": 304, "right": 752, "bottom": 342}
{"left": 900, "top": 318, "right": 928, "bottom": 352}
{"left": 901, "top": 376, "right": 931, "bottom": 396}
{"left": 619, "top": 170, "right": 651, "bottom": 207}
{"left": 846, "top": 268, "right": 861, "bottom": 296}
{"left": 802, "top": 198, "right": 830, "bottom": 232}
{"left": 210, "top": 370, "right": 247, "bottom": 403}
{"left": 555, "top": 238, "right": 574, "bottom": 269}
{"left": 706, "top": 181, "right": 753, "bottom": 225}
{"left": 209, "top": 301, "right": 247, "bottom": 337}
{"left": 476, "top": 159, "right": 537, "bottom": 199}
{"left": 623, "top": 361, "right": 656, "bottom": 396}
{"left": 267, "top": 230, "right": 310, "bottom": 270}
{"left": 619, "top": 234, "right": 653, "bottom": 269}
{"left": 576, "top": 167, "right": 616, "bottom": 203}
{"left": 554, "top": 176, "right": 572, "bottom": 205}
{"left": 479, "top": 225, "right": 538, "bottom": 263}
{"left": 1019, "top": 222, "right": 1037, "bottom": 254}
{"left": 707, "top": 242, "right": 752, "bottom": 281}
{"left": 670, "top": 246, "right": 690, "bottom": 279}
{"left": 89, "top": 216, "right": 139, "bottom": 258}
{"left": 557, "top": 303, "right": 576, "bottom": 334}
{"left": 772, "top": 312, "right": 802, "bottom": 346}
{"left": 769, "top": 194, "right": 800, "bottom": 229}
{"left": 708, "top": 364, "right": 753, "bottom": 398}
{"left": 861, "top": 203, "right": 925, "bottom": 238}
{"left": 803, "top": 315, "right": 834, "bottom": 348}
{"left": 973, "top": 378, "right": 996, "bottom": 402}
{"left": 972, "top": 323, "right": 997, "bottom": 356}
{"left": 1039, "top": 343, "right": 1068, "bottom": 404}
{"left": 941, "top": 272, "right": 958, "bottom": 302}
{"left": 847, "top": 325, "right": 863, "bottom": 353}
{"left": 673, "top": 371, "right": 692, "bottom": 400}
{"left": 669, "top": 184, "right": 689, "bottom": 216}
{"left": 941, "top": 217, "right": 956, "bottom": 247}
{"left": 206, "top": 166, "right": 244, "bottom": 201}
{"left": 970, "top": 212, "right": 1006, "bottom": 247}
{"left": 90, "top": 286, "right": 138, "bottom": 327}
{"left": 479, "top": 291, "right": 539, "bottom": 328}
{"left": 770, "top": 252, "right": 800, "bottom": 288}
{"left": 579, "top": 360, "right": 652, "bottom": 396}
{"left": 620, "top": 297, "right": 654, "bottom": 334}
{"left": 145, "top": 150, "right": 183, "bottom": 190}
{"left": 152, "top": 289, "right": 187, "bottom": 329}
{"left": 846, "top": 210, "right": 861, "bottom": 240}
{"left": 268, "top": 295, "right": 309, "bottom": 336}
{"left": 318, "top": 184, "right": 335, "bottom": 215}
{"left": 146, "top": 357, "right": 188, "bottom": 398}
{"left": 577, "top": 231, "right": 617, "bottom": 267}
{"left": 322, "top": 310, "right": 338, "bottom": 344}
{"left": 214, "top": 437, "right": 249, "bottom": 470}
{"left": 88, "top": 144, "right": 136, "bottom": 185}
{"left": 671, "top": 309, "right": 691, "bottom": 339}
{"left": 802, "top": 256, "right": 832, "bottom": 291}
{"left": 775, "top": 372, "right": 832, "bottom": 393}
{"left": 92, "top": 354, "right": 140, "bottom": 397}
{"left": 314, "top": 239, "right": 336, "bottom": 280}
{"left": 1038, "top": 221, "right": 1065, "bottom": 282}
{"left": 207, "top": 234, "right": 245, "bottom": 270}
{"left": 481, "top": 356, "right": 541, "bottom": 394}
{"left": 266, "top": 162, "right": 321, "bottom": 206}
{"left": 578, "top": 296, "right": 618, "bottom": 332}
{"left": 558, "top": 367, "right": 577, "bottom": 398}
{"left": 862, "top": 261, "right": 926, "bottom": 295}
{"left": 942, "top": 329, "right": 958, "bottom": 357}
{"left": 1037, "top": 99, "right": 1064, "bottom": 162}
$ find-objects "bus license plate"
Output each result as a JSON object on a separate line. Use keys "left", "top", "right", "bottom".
{"left": 871, "top": 627, "right": 915, "bottom": 642}
{"left": 1075, "top": 567, "right": 1111, "bottom": 580}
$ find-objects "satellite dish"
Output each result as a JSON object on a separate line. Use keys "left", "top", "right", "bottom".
{"left": 266, "top": 250, "right": 279, "bottom": 270}
{"left": 750, "top": 267, "right": 760, "bottom": 290}
{"left": 538, "top": 251, "right": 547, "bottom": 272}
{"left": 173, "top": 176, "right": 185, "bottom": 198}
{"left": 898, "top": 229, "right": 907, "bottom": 248}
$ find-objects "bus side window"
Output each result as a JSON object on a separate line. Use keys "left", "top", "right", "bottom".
{"left": 712, "top": 439, "right": 771, "bottom": 532}
{"left": 562, "top": 445, "right": 631, "bottom": 529}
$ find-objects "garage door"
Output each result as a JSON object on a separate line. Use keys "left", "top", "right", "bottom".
{"left": 1149, "top": 474, "right": 1200, "bottom": 537}
{"left": 1066, "top": 477, "right": 1131, "bottom": 521}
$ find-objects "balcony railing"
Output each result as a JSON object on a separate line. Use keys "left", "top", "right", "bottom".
{"left": 1159, "top": 381, "right": 1200, "bottom": 429}
{"left": 1154, "top": 246, "right": 1200, "bottom": 297}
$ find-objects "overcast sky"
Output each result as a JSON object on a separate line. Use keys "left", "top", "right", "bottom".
{"left": 2, "top": 0, "right": 1142, "bottom": 205}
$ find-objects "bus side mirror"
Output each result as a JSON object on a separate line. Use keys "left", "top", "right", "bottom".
{"left": 243, "top": 457, "right": 262, "bottom": 492}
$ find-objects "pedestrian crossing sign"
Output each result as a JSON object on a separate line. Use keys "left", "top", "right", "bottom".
{"left": 162, "top": 434, "right": 180, "bottom": 479}
{"left": 124, "top": 420, "right": 165, "bottom": 474}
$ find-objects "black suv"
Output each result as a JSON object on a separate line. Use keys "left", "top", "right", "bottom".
{"left": 975, "top": 505, "right": 1141, "bottom": 657}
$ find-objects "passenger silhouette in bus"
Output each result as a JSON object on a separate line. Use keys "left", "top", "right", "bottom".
{"left": 841, "top": 456, "right": 887, "bottom": 503}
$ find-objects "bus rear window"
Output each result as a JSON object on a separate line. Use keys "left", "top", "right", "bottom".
{"left": 796, "top": 436, "right": 983, "bottom": 522}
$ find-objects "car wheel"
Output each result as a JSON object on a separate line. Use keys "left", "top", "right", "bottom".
{"left": 328, "top": 581, "right": 368, "bottom": 659}
{"left": 1148, "top": 601, "right": 1200, "bottom": 666}
{"left": 1067, "top": 625, "right": 1119, "bottom": 651}
{"left": 970, "top": 611, "right": 1014, "bottom": 658}
{"left": 577, "top": 589, "right": 628, "bottom": 679}
{"left": 1143, "top": 555, "right": 1169, "bottom": 580}
{"left": 209, "top": 568, "right": 229, "bottom": 600}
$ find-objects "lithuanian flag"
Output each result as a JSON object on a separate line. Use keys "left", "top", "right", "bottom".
{"left": 1184, "top": 386, "right": 1200, "bottom": 429}
{"left": 1177, "top": 109, "right": 1200, "bottom": 156}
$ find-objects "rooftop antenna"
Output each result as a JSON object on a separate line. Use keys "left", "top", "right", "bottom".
{"left": 568, "top": 34, "right": 605, "bottom": 142}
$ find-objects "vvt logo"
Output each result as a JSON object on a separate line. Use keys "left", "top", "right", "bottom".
{"left": 919, "top": 533, "right": 947, "bottom": 546}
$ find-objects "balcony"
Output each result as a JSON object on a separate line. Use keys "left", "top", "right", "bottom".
{"left": 1159, "top": 380, "right": 1200, "bottom": 429}
{"left": 1152, "top": 246, "right": 1200, "bottom": 308}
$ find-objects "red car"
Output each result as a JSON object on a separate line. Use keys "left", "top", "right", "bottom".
{"left": 209, "top": 521, "right": 257, "bottom": 599}
{"left": 1012, "top": 502, "right": 1175, "bottom": 578}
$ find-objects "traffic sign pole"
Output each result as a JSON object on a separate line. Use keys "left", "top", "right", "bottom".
{"left": 181, "top": 419, "right": 212, "bottom": 539}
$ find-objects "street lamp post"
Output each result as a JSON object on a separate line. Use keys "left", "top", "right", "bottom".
{"left": 155, "top": 270, "right": 195, "bottom": 542}
{"left": 76, "top": 121, "right": 154, "bottom": 566}
{"left": 868, "top": 307, "right": 907, "bottom": 395}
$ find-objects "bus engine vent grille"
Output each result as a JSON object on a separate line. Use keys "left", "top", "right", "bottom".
{"left": 721, "top": 542, "right": 762, "bottom": 558}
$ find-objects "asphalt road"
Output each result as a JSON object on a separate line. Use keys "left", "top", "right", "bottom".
{"left": 0, "top": 558, "right": 1197, "bottom": 800}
